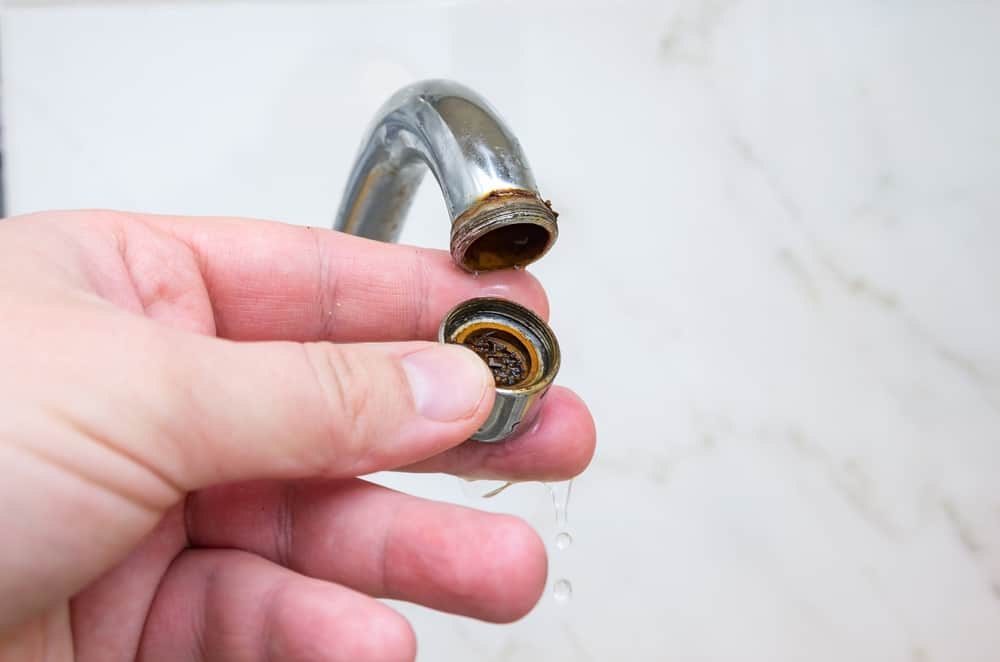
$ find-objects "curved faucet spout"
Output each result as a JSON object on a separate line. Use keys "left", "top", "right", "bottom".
{"left": 333, "top": 79, "right": 558, "bottom": 272}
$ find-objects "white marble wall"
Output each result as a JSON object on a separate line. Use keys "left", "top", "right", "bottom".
{"left": 4, "top": 1, "right": 1000, "bottom": 660}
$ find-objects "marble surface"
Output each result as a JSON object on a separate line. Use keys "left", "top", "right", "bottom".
{"left": 4, "top": 1, "right": 1000, "bottom": 660}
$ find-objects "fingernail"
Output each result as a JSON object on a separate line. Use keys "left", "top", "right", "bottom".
{"left": 402, "top": 344, "right": 491, "bottom": 421}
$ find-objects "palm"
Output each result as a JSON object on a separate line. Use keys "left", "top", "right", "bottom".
{"left": 0, "top": 211, "right": 594, "bottom": 661}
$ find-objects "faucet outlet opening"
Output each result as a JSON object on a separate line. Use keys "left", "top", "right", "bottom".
{"left": 450, "top": 190, "right": 558, "bottom": 272}
{"left": 463, "top": 224, "right": 552, "bottom": 272}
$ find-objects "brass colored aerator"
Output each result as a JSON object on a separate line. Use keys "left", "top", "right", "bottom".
{"left": 439, "top": 298, "right": 560, "bottom": 443}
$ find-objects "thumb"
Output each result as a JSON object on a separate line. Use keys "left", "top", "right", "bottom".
{"left": 146, "top": 331, "right": 495, "bottom": 491}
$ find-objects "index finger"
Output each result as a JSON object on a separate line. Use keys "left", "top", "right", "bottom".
{"left": 144, "top": 214, "right": 549, "bottom": 342}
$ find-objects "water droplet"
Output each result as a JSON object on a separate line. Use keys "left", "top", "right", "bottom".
{"left": 555, "top": 531, "right": 573, "bottom": 550}
{"left": 553, "top": 578, "right": 572, "bottom": 602}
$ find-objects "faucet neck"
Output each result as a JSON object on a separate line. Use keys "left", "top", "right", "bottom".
{"left": 334, "top": 80, "right": 558, "bottom": 272}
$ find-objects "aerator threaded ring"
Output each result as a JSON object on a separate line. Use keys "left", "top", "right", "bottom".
{"left": 439, "top": 297, "right": 560, "bottom": 443}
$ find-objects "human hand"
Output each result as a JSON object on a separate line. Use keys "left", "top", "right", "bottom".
{"left": 0, "top": 211, "right": 595, "bottom": 661}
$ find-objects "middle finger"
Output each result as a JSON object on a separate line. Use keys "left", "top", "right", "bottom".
{"left": 185, "top": 478, "right": 547, "bottom": 623}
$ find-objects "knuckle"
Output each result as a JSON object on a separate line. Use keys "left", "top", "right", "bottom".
{"left": 301, "top": 343, "right": 376, "bottom": 453}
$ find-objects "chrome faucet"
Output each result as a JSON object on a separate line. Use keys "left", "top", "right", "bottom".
{"left": 334, "top": 79, "right": 559, "bottom": 272}
{"left": 334, "top": 80, "right": 560, "bottom": 441}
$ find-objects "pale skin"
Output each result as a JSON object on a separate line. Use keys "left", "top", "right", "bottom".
{"left": 0, "top": 211, "right": 596, "bottom": 661}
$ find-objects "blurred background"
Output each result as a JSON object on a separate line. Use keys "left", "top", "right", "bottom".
{"left": 3, "top": 1, "right": 1000, "bottom": 660}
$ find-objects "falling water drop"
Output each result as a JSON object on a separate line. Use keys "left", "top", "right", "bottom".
{"left": 555, "top": 531, "right": 573, "bottom": 550}
{"left": 546, "top": 480, "right": 573, "bottom": 530}
{"left": 553, "top": 578, "right": 572, "bottom": 603}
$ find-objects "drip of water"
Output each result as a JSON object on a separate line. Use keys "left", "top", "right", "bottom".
{"left": 546, "top": 480, "right": 572, "bottom": 531}
{"left": 547, "top": 480, "right": 574, "bottom": 602}
{"left": 553, "top": 578, "right": 572, "bottom": 602}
